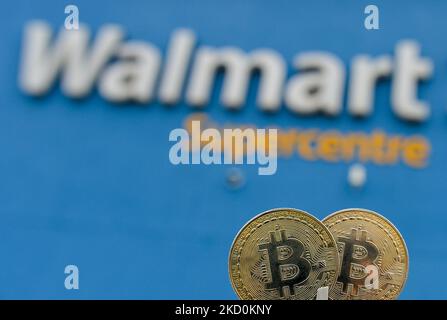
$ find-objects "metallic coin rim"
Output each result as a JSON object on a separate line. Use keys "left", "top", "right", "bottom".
{"left": 322, "top": 207, "right": 409, "bottom": 300}
{"left": 228, "top": 207, "right": 340, "bottom": 300}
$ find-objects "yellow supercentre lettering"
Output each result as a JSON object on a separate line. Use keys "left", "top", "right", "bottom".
{"left": 183, "top": 113, "right": 431, "bottom": 169}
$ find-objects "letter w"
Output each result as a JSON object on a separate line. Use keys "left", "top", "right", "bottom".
{"left": 19, "top": 20, "right": 123, "bottom": 97}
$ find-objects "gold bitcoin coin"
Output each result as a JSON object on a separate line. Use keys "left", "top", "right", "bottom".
{"left": 322, "top": 208, "right": 409, "bottom": 300}
{"left": 229, "top": 208, "right": 339, "bottom": 300}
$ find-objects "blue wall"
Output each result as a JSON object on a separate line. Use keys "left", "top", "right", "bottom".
{"left": 0, "top": 0, "right": 445, "bottom": 299}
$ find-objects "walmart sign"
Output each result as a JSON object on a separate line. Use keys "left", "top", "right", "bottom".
{"left": 21, "top": 22, "right": 433, "bottom": 122}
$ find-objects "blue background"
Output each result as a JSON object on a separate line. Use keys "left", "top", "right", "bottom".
{"left": 0, "top": 0, "right": 445, "bottom": 299}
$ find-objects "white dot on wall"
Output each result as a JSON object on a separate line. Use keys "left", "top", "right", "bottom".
{"left": 348, "top": 163, "right": 367, "bottom": 188}
{"left": 226, "top": 167, "right": 245, "bottom": 189}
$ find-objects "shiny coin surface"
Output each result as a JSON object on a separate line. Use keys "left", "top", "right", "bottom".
{"left": 322, "top": 208, "right": 409, "bottom": 300}
{"left": 229, "top": 208, "right": 340, "bottom": 300}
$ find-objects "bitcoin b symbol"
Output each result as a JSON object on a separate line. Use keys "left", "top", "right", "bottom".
{"left": 258, "top": 229, "right": 311, "bottom": 297}
{"left": 337, "top": 228, "right": 379, "bottom": 295}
